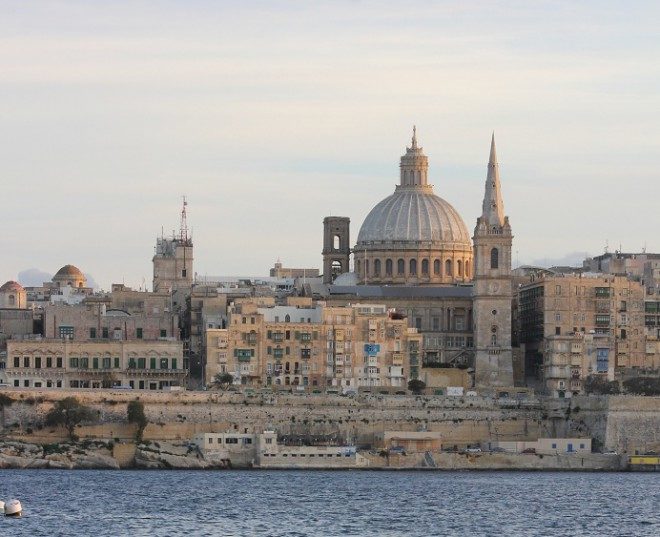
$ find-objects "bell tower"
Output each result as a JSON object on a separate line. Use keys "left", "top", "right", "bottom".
{"left": 473, "top": 134, "right": 514, "bottom": 388}
{"left": 322, "top": 216, "right": 350, "bottom": 283}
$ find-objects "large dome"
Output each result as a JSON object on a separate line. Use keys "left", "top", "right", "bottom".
{"left": 353, "top": 128, "right": 473, "bottom": 286}
{"left": 55, "top": 264, "right": 84, "bottom": 278}
{"left": 356, "top": 188, "right": 471, "bottom": 247}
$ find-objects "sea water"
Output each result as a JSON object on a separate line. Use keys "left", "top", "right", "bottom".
{"left": 1, "top": 469, "right": 658, "bottom": 536}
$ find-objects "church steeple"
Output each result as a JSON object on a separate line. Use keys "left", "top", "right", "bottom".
{"left": 399, "top": 126, "right": 430, "bottom": 188}
{"left": 480, "top": 133, "right": 505, "bottom": 228}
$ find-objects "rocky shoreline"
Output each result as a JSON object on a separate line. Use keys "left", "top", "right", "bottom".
{"left": 0, "top": 440, "right": 228, "bottom": 470}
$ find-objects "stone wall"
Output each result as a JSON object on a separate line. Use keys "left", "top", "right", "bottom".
{"left": 1, "top": 389, "right": 659, "bottom": 453}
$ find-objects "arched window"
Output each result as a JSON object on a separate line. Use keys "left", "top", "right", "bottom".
{"left": 491, "top": 248, "right": 499, "bottom": 269}
{"left": 8, "top": 295, "right": 15, "bottom": 306}
{"left": 285, "top": 314, "right": 291, "bottom": 323}
{"left": 356, "top": 260, "right": 361, "bottom": 274}
{"left": 445, "top": 259, "right": 452, "bottom": 276}
{"left": 333, "top": 235, "right": 340, "bottom": 250}
{"left": 465, "top": 260, "right": 470, "bottom": 278}
{"left": 397, "top": 259, "right": 405, "bottom": 275}
{"left": 421, "top": 259, "right": 429, "bottom": 275}
{"left": 409, "top": 259, "right": 417, "bottom": 275}
{"left": 385, "top": 259, "right": 393, "bottom": 276}
{"left": 434, "top": 259, "right": 440, "bottom": 275}
{"left": 491, "top": 325, "right": 498, "bottom": 346}
{"left": 457, "top": 260, "right": 463, "bottom": 277}
{"left": 374, "top": 259, "right": 381, "bottom": 276}
{"left": 365, "top": 260, "right": 370, "bottom": 276}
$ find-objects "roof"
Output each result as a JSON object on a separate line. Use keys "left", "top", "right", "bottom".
{"left": 54, "top": 264, "right": 84, "bottom": 278}
{"left": 0, "top": 280, "right": 24, "bottom": 292}
{"left": 309, "top": 283, "right": 473, "bottom": 299}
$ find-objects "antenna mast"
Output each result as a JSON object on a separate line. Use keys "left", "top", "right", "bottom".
{"left": 179, "top": 195, "right": 190, "bottom": 245}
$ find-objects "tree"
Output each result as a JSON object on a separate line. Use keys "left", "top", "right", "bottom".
{"left": 623, "top": 377, "right": 660, "bottom": 396}
{"left": 0, "top": 393, "right": 13, "bottom": 428}
{"left": 127, "top": 400, "right": 148, "bottom": 442}
{"left": 45, "top": 397, "right": 96, "bottom": 441}
{"left": 408, "top": 379, "right": 426, "bottom": 395}
{"left": 213, "top": 372, "right": 234, "bottom": 391}
{"left": 584, "top": 375, "right": 620, "bottom": 395}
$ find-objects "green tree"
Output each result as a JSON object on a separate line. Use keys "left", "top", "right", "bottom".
{"left": 623, "top": 377, "right": 660, "bottom": 396}
{"left": 408, "top": 379, "right": 426, "bottom": 395}
{"left": 584, "top": 375, "right": 620, "bottom": 395}
{"left": 127, "top": 400, "right": 148, "bottom": 442}
{"left": 0, "top": 393, "right": 13, "bottom": 428}
{"left": 213, "top": 372, "right": 234, "bottom": 391}
{"left": 45, "top": 397, "right": 96, "bottom": 441}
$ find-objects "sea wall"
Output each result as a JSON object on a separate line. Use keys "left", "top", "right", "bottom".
{"left": 1, "top": 389, "right": 659, "bottom": 454}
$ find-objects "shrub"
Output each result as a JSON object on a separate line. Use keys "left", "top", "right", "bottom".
{"left": 45, "top": 397, "right": 96, "bottom": 441}
{"left": 127, "top": 400, "right": 149, "bottom": 442}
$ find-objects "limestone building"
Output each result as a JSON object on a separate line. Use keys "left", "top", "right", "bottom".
{"left": 519, "top": 272, "right": 649, "bottom": 395}
{"left": 205, "top": 297, "right": 422, "bottom": 390}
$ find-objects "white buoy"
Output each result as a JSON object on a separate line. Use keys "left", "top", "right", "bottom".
{"left": 4, "top": 499, "right": 22, "bottom": 517}
{"left": 0, "top": 501, "right": 4, "bottom": 512}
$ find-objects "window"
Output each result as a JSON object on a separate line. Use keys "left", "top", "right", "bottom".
{"left": 102, "top": 357, "right": 111, "bottom": 369}
{"left": 385, "top": 259, "right": 393, "bottom": 276}
{"left": 136, "top": 328, "right": 143, "bottom": 339}
{"left": 490, "top": 248, "right": 499, "bottom": 269}
{"left": 59, "top": 326, "right": 74, "bottom": 339}
{"left": 102, "top": 327, "right": 109, "bottom": 339}
{"left": 90, "top": 328, "right": 97, "bottom": 339}
{"left": 160, "top": 358, "right": 169, "bottom": 370}
{"left": 57, "top": 357, "right": 63, "bottom": 368}
{"left": 432, "top": 317, "right": 440, "bottom": 331}
{"left": 465, "top": 260, "right": 470, "bottom": 278}
{"left": 150, "top": 358, "right": 156, "bottom": 369}
{"left": 23, "top": 356, "right": 30, "bottom": 368}
{"left": 374, "top": 259, "right": 381, "bottom": 276}
{"left": 397, "top": 259, "right": 405, "bottom": 275}
{"left": 445, "top": 259, "right": 452, "bottom": 276}
{"left": 552, "top": 443, "right": 557, "bottom": 449}
{"left": 160, "top": 329, "right": 167, "bottom": 338}
{"left": 35, "top": 356, "right": 42, "bottom": 369}
{"left": 114, "top": 357, "right": 120, "bottom": 368}
{"left": 13, "top": 356, "right": 19, "bottom": 368}
{"left": 138, "top": 358, "right": 146, "bottom": 369}
{"left": 555, "top": 327, "right": 561, "bottom": 335}
{"left": 182, "top": 269, "right": 187, "bottom": 277}
{"left": 421, "top": 259, "right": 429, "bottom": 275}
{"left": 409, "top": 259, "right": 417, "bottom": 275}
{"left": 555, "top": 313, "right": 561, "bottom": 322}
{"left": 46, "top": 356, "right": 52, "bottom": 368}
{"left": 457, "top": 260, "right": 463, "bottom": 276}
{"left": 93, "top": 357, "right": 99, "bottom": 369}
{"left": 415, "top": 317, "right": 422, "bottom": 330}
{"left": 434, "top": 259, "right": 440, "bottom": 275}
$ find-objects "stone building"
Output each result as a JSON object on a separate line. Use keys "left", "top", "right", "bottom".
{"left": 269, "top": 261, "right": 319, "bottom": 279}
{"left": 204, "top": 298, "right": 422, "bottom": 390}
{"left": 5, "top": 338, "right": 185, "bottom": 390}
{"left": 0, "top": 281, "right": 27, "bottom": 309}
{"left": 352, "top": 128, "right": 473, "bottom": 286}
{"left": 519, "top": 272, "right": 648, "bottom": 394}
{"left": 24, "top": 264, "right": 94, "bottom": 306}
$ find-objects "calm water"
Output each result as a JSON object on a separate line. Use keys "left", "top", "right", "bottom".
{"left": 1, "top": 470, "right": 658, "bottom": 536}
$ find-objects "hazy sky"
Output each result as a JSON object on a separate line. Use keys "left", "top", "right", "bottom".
{"left": 2, "top": 1, "right": 659, "bottom": 289}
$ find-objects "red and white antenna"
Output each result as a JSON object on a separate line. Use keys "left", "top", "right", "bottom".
{"left": 180, "top": 195, "right": 190, "bottom": 244}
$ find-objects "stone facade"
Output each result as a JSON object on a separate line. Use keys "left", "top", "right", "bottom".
{"left": 519, "top": 272, "right": 651, "bottom": 394}
{"left": 205, "top": 298, "right": 422, "bottom": 390}
{"left": 4, "top": 338, "right": 186, "bottom": 389}
{"left": 322, "top": 216, "right": 351, "bottom": 283}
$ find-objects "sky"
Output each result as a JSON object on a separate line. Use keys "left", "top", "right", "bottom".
{"left": 1, "top": 1, "right": 659, "bottom": 289}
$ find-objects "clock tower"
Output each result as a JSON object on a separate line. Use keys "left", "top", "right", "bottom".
{"left": 472, "top": 134, "right": 514, "bottom": 388}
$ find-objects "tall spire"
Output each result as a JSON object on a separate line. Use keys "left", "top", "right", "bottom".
{"left": 411, "top": 125, "right": 418, "bottom": 149}
{"left": 481, "top": 132, "right": 505, "bottom": 227}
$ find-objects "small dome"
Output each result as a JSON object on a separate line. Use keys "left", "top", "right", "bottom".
{"left": 54, "top": 265, "right": 84, "bottom": 278}
{"left": 0, "top": 280, "right": 24, "bottom": 292}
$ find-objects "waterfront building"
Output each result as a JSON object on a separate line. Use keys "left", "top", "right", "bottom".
{"left": 4, "top": 338, "right": 185, "bottom": 389}
{"left": 269, "top": 261, "right": 319, "bottom": 279}
{"left": 204, "top": 297, "right": 421, "bottom": 390}
{"left": 519, "top": 272, "right": 650, "bottom": 396}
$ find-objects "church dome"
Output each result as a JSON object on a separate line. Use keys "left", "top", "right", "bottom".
{"left": 353, "top": 128, "right": 473, "bottom": 286}
{"left": 0, "top": 280, "right": 24, "bottom": 292}
{"left": 356, "top": 189, "right": 471, "bottom": 247}
{"left": 54, "top": 264, "right": 84, "bottom": 278}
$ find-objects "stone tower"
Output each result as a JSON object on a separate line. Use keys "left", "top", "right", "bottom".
{"left": 153, "top": 199, "right": 194, "bottom": 309}
{"left": 322, "top": 216, "right": 350, "bottom": 283}
{"left": 472, "top": 134, "right": 514, "bottom": 388}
